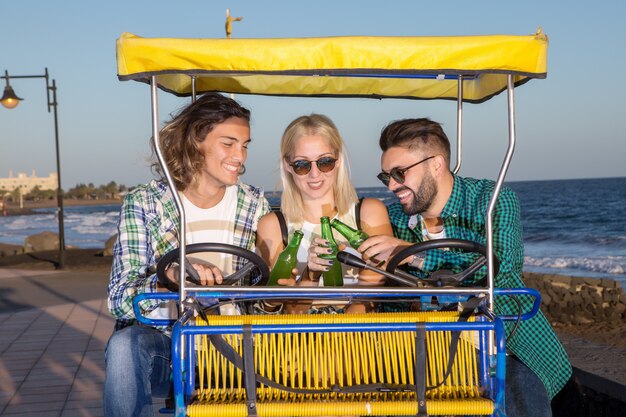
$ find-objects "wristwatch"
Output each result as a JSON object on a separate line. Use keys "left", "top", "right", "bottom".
{"left": 408, "top": 253, "right": 426, "bottom": 269}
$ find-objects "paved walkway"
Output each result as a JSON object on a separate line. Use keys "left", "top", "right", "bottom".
{"left": 0, "top": 268, "right": 164, "bottom": 417}
{"left": 558, "top": 332, "right": 626, "bottom": 403}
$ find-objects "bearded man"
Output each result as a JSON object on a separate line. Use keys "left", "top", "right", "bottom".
{"left": 359, "top": 118, "right": 571, "bottom": 417}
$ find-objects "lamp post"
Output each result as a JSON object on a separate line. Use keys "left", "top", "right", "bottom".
{"left": 1, "top": 68, "right": 65, "bottom": 269}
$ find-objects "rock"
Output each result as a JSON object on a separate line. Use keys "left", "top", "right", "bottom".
{"left": 103, "top": 234, "right": 117, "bottom": 256}
{"left": 606, "top": 311, "right": 623, "bottom": 323}
{"left": 591, "top": 291, "right": 603, "bottom": 305}
{"left": 550, "top": 275, "right": 572, "bottom": 286}
{"left": 24, "top": 231, "right": 60, "bottom": 253}
{"left": 542, "top": 293, "right": 552, "bottom": 305}
{"left": 562, "top": 291, "right": 572, "bottom": 303}
{"left": 582, "top": 276, "right": 601, "bottom": 286}
{"left": 551, "top": 281, "right": 572, "bottom": 290}
{"left": 600, "top": 278, "right": 617, "bottom": 289}
{"left": 560, "top": 313, "right": 574, "bottom": 324}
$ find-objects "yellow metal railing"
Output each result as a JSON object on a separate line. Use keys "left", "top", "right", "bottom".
{"left": 189, "top": 312, "right": 493, "bottom": 416}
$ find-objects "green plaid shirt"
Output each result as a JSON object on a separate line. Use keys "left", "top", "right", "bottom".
{"left": 387, "top": 175, "right": 571, "bottom": 398}
{"left": 108, "top": 180, "right": 269, "bottom": 330}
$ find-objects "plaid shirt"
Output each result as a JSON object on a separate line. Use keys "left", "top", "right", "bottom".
{"left": 107, "top": 180, "right": 269, "bottom": 330}
{"left": 387, "top": 175, "right": 571, "bottom": 398}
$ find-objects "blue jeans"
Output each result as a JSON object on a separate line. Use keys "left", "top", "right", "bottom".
{"left": 104, "top": 324, "right": 172, "bottom": 417}
{"left": 506, "top": 355, "right": 552, "bottom": 417}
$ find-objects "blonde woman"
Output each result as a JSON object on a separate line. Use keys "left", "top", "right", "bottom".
{"left": 256, "top": 114, "right": 392, "bottom": 314}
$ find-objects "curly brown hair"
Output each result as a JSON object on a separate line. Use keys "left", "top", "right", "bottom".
{"left": 151, "top": 93, "right": 251, "bottom": 190}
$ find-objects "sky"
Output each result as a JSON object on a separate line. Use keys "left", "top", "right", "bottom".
{"left": 1, "top": 0, "right": 625, "bottom": 192}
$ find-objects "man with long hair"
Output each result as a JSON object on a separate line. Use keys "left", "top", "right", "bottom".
{"left": 104, "top": 93, "right": 269, "bottom": 417}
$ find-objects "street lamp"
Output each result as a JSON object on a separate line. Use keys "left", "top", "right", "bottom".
{"left": 1, "top": 68, "right": 66, "bottom": 269}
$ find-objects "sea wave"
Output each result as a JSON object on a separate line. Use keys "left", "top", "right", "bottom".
{"left": 0, "top": 206, "right": 119, "bottom": 248}
{"left": 524, "top": 255, "right": 626, "bottom": 278}
{"left": 67, "top": 211, "right": 118, "bottom": 236}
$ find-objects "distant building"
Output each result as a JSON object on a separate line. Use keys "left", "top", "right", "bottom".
{"left": 0, "top": 170, "right": 58, "bottom": 194}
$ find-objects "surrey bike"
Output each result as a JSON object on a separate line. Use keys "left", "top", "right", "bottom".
{"left": 117, "top": 30, "right": 548, "bottom": 417}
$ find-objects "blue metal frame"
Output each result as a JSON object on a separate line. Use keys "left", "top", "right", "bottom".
{"left": 170, "top": 312, "right": 189, "bottom": 417}
{"left": 131, "top": 288, "right": 541, "bottom": 417}
{"left": 170, "top": 317, "right": 508, "bottom": 417}
{"left": 132, "top": 287, "right": 542, "bottom": 327}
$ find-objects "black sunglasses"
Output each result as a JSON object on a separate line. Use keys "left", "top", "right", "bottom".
{"left": 288, "top": 156, "right": 338, "bottom": 175}
{"left": 377, "top": 155, "right": 436, "bottom": 186}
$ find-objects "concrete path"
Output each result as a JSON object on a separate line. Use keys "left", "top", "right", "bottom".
{"left": 0, "top": 268, "right": 164, "bottom": 417}
{"left": 558, "top": 332, "right": 626, "bottom": 403}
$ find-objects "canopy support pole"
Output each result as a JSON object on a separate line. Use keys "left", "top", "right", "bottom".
{"left": 453, "top": 76, "right": 463, "bottom": 174}
{"left": 150, "top": 76, "right": 188, "bottom": 310}
{"left": 486, "top": 74, "right": 516, "bottom": 355}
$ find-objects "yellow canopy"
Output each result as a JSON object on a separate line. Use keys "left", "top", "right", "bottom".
{"left": 116, "top": 30, "right": 548, "bottom": 103}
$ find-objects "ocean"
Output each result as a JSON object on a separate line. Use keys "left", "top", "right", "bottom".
{"left": 1, "top": 177, "right": 624, "bottom": 282}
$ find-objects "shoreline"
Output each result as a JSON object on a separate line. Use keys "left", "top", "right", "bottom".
{"left": 1, "top": 198, "right": 121, "bottom": 216}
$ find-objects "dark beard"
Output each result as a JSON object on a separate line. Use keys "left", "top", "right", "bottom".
{"left": 401, "top": 172, "right": 438, "bottom": 215}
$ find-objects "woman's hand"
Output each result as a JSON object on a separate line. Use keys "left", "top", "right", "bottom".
{"left": 307, "top": 237, "right": 338, "bottom": 276}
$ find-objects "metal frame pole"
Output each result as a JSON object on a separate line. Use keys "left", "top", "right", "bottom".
{"left": 452, "top": 76, "right": 463, "bottom": 174}
{"left": 486, "top": 74, "right": 516, "bottom": 355}
{"left": 191, "top": 76, "right": 197, "bottom": 102}
{"left": 149, "top": 77, "right": 188, "bottom": 310}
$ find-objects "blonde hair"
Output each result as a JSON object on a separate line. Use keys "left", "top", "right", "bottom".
{"left": 279, "top": 114, "right": 358, "bottom": 224}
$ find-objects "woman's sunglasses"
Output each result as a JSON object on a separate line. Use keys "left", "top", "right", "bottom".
{"left": 288, "top": 156, "right": 338, "bottom": 175}
{"left": 377, "top": 155, "right": 436, "bottom": 186}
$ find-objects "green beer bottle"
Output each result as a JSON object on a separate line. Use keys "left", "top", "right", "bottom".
{"left": 330, "top": 218, "right": 368, "bottom": 249}
{"left": 319, "top": 216, "right": 343, "bottom": 286}
{"left": 331, "top": 218, "right": 382, "bottom": 265}
{"left": 267, "top": 230, "right": 304, "bottom": 286}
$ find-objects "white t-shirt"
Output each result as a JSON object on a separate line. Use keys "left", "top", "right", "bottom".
{"left": 422, "top": 224, "right": 446, "bottom": 241}
{"left": 181, "top": 186, "right": 237, "bottom": 276}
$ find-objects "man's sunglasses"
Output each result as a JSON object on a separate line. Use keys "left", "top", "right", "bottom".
{"left": 377, "top": 155, "right": 436, "bottom": 186}
{"left": 288, "top": 156, "right": 338, "bottom": 176}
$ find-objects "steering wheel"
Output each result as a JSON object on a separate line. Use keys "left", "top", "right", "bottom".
{"left": 385, "top": 238, "right": 499, "bottom": 287}
{"left": 156, "top": 243, "right": 270, "bottom": 291}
